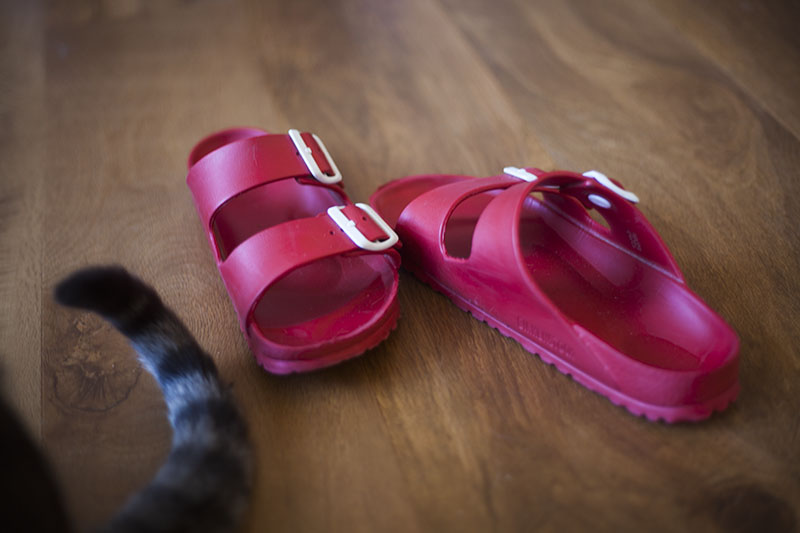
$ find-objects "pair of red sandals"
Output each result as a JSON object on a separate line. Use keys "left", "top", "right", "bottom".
{"left": 186, "top": 128, "right": 739, "bottom": 423}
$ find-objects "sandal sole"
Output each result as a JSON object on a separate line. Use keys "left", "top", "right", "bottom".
{"left": 253, "top": 298, "right": 400, "bottom": 375}
{"left": 409, "top": 265, "right": 738, "bottom": 423}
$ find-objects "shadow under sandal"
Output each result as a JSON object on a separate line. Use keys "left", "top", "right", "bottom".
{"left": 187, "top": 127, "right": 400, "bottom": 374}
{"left": 370, "top": 166, "right": 739, "bottom": 422}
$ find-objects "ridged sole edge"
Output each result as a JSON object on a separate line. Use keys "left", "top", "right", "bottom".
{"left": 409, "top": 266, "right": 738, "bottom": 423}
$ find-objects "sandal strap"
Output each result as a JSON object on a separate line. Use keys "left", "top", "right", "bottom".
{"left": 526, "top": 170, "right": 681, "bottom": 277}
{"left": 218, "top": 204, "right": 399, "bottom": 330}
{"left": 395, "top": 174, "right": 518, "bottom": 237}
{"left": 187, "top": 132, "right": 340, "bottom": 228}
{"left": 395, "top": 170, "right": 682, "bottom": 291}
{"left": 466, "top": 170, "right": 682, "bottom": 280}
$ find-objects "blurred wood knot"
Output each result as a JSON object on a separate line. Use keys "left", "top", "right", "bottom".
{"left": 52, "top": 313, "right": 141, "bottom": 412}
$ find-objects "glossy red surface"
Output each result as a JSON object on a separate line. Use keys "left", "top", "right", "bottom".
{"left": 371, "top": 170, "right": 739, "bottom": 422}
{"left": 187, "top": 128, "right": 400, "bottom": 373}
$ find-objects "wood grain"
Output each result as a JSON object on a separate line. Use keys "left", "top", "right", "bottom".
{"left": 1, "top": 0, "right": 798, "bottom": 531}
{"left": 0, "top": 1, "right": 45, "bottom": 437}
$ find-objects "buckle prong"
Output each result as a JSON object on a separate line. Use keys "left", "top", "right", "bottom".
{"left": 328, "top": 203, "right": 399, "bottom": 252}
{"left": 582, "top": 170, "right": 639, "bottom": 204}
{"left": 289, "top": 129, "right": 342, "bottom": 184}
{"left": 503, "top": 166, "right": 538, "bottom": 182}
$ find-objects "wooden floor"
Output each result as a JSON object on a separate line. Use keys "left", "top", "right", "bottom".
{"left": 2, "top": 0, "right": 799, "bottom": 531}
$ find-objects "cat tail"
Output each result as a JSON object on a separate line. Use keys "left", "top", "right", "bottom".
{"left": 54, "top": 266, "right": 251, "bottom": 533}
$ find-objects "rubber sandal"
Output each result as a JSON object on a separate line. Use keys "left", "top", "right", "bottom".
{"left": 370, "top": 166, "right": 739, "bottom": 422}
{"left": 187, "top": 127, "right": 400, "bottom": 374}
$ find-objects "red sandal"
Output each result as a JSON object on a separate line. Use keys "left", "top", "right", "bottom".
{"left": 187, "top": 128, "right": 400, "bottom": 374}
{"left": 370, "top": 167, "right": 739, "bottom": 422}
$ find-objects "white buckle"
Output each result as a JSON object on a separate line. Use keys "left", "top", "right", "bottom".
{"left": 289, "top": 129, "right": 342, "bottom": 184}
{"left": 327, "top": 203, "right": 399, "bottom": 252}
{"left": 503, "top": 166, "right": 538, "bottom": 182}
{"left": 582, "top": 170, "right": 639, "bottom": 204}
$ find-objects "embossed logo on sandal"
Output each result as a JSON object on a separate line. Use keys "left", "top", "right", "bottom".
{"left": 517, "top": 318, "right": 575, "bottom": 361}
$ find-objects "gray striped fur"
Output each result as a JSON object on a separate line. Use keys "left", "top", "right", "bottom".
{"left": 55, "top": 266, "right": 251, "bottom": 533}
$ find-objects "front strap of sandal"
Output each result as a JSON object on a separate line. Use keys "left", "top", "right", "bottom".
{"left": 394, "top": 175, "right": 517, "bottom": 252}
{"left": 187, "top": 132, "right": 340, "bottom": 229}
{"left": 219, "top": 207, "right": 399, "bottom": 331}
